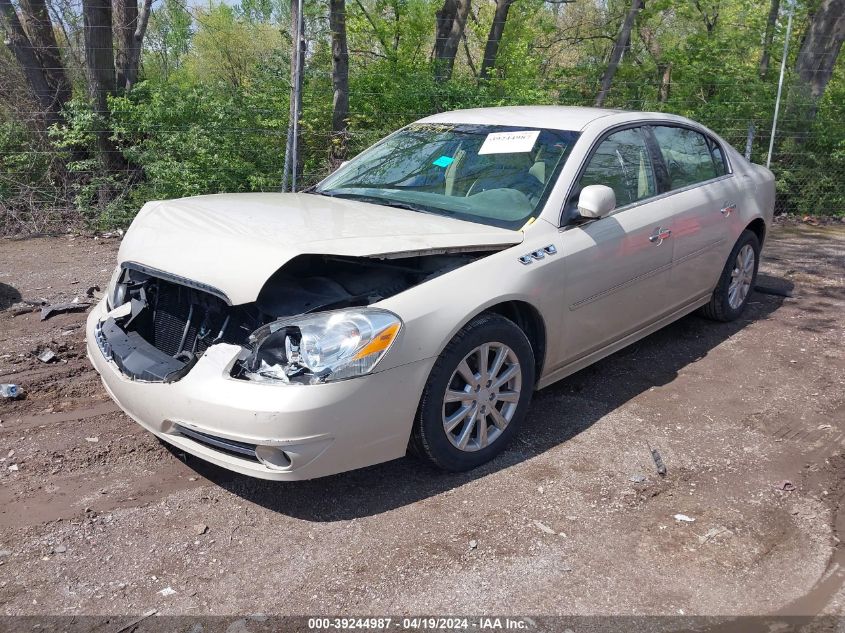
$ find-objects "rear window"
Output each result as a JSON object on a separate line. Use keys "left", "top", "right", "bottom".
{"left": 652, "top": 126, "right": 724, "bottom": 190}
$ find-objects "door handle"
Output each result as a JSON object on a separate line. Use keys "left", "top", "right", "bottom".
{"left": 721, "top": 203, "right": 737, "bottom": 217}
{"left": 649, "top": 227, "right": 672, "bottom": 244}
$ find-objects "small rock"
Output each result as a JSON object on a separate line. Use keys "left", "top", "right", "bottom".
{"left": 193, "top": 524, "right": 208, "bottom": 536}
{"left": 85, "top": 437, "right": 99, "bottom": 443}
{"left": 158, "top": 586, "right": 177, "bottom": 597}
{"left": 0, "top": 550, "right": 11, "bottom": 558}
{"left": 54, "top": 545, "right": 67, "bottom": 554}
{"left": 8, "top": 464, "right": 18, "bottom": 472}
{"left": 629, "top": 474, "right": 647, "bottom": 483}
{"left": 468, "top": 540, "right": 478, "bottom": 550}
{"left": 775, "top": 480, "right": 796, "bottom": 491}
{"left": 188, "top": 477, "right": 197, "bottom": 482}
{"left": 37, "top": 349, "right": 57, "bottom": 363}
{"left": 673, "top": 514, "right": 696, "bottom": 523}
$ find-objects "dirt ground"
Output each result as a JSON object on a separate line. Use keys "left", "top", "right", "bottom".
{"left": 0, "top": 224, "right": 843, "bottom": 618}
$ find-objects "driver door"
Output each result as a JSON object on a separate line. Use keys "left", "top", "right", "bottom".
{"left": 556, "top": 126, "right": 678, "bottom": 364}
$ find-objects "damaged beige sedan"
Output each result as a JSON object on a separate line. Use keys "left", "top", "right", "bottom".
{"left": 87, "top": 106, "right": 775, "bottom": 480}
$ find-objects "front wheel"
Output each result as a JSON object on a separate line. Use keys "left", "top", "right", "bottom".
{"left": 700, "top": 229, "right": 760, "bottom": 322}
{"left": 410, "top": 313, "right": 535, "bottom": 472}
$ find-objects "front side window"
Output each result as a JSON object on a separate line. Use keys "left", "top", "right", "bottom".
{"left": 315, "top": 123, "right": 580, "bottom": 229}
{"left": 578, "top": 127, "right": 657, "bottom": 208}
{"left": 652, "top": 126, "right": 723, "bottom": 189}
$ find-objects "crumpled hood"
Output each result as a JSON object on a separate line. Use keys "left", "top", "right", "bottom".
{"left": 118, "top": 192, "right": 523, "bottom": 305}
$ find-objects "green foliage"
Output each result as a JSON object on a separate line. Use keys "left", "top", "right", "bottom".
{"left": 1, "top": 0, "right": 843, "bottom": 232}
{"left": 110, "top": 80, "right": 288, "bottom": 200}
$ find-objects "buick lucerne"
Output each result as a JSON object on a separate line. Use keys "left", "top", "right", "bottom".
{"left": 87, "top": 106, "right": 775, "bottom": 479}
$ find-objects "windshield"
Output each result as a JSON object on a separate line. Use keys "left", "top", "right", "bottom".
{"left": 314, "top": 123, "right": 581, "bottom": 229}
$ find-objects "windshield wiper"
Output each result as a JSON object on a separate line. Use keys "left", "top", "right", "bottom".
{"left": 315, "top": 190, "right": 445, "bottom": 216}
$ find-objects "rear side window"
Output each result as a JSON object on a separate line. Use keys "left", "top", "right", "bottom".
{"left": 708, "top": 138, "right": 728, "bottom": 176}
{"left": 578, "top": 127, "right": 657, "bottom": 208}
{"left": 652, "top": 126, "right": 724, "bottom": 189}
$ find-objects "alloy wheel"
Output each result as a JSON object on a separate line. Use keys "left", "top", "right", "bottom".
{"left": 441, "top": 342, "right": 522, "bottom": 452}
{"left": 728, "top": 243, "right": 755, "bottom": 309}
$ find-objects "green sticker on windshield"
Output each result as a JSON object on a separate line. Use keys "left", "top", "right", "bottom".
{"left": 432, "top": 155, "right": 454, "bottom": 168}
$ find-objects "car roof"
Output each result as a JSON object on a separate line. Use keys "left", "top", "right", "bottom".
{"left": 417, "top": 106, "right": 632, "bottom": 132}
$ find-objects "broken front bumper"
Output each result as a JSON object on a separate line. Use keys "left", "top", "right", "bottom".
{"left": 86, "top": 301, "right": 434, "bottom": 480}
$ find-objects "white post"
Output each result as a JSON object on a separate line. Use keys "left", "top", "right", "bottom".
{"left": 767, "top": 9, "right": 793, "bottom": 169}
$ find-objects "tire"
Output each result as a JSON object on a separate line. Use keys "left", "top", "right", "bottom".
{"left": 700, "top": 229, "right": 760, "bottom": 322}
{"left": 410, "top": 312, "right": 535, "bottom": 471}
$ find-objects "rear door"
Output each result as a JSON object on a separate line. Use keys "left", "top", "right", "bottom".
{"left": 556, "top": 126, "right": 678, "bottom": 364}
{"left": 648, "top": 125, "right": 738, "bottom": 306}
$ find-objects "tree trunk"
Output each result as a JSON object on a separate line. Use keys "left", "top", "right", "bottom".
{"left": 788, "top": 0, "right": 845, "bottom": 140}
{"left": 479, "top": 0, "right": 514, "bottom": 80}
{"left": 113, "top": 0, "right": 136, "bottom": 90}
{"left": 758, "top": 0, "right": 780, "bottom": 78}
{"left": 329, "top": 0, "right": 349, "bottom": 165}
{"left": 594, "top": 0, "right": 643, "bottom": 107}
{"left": 18, "top": 0, "right": 72, "bottom": 108}
{"left": 0, "top": 0, "right": 67, "bottom": 128}
{"left": 114, "top": 0, "right": 153, "bottom": 91}
{"left": 82, "top": 0, "right": 125, "bottom": 171}
{"left": 433, "top": 0, "right": 470, "bottom": 82}
{"left": 658, "top": 61, "right": 671, "bottom": 103}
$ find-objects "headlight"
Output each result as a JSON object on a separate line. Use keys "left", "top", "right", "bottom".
{"left": 241, "top": 308, "right": 402, "bottom": 384}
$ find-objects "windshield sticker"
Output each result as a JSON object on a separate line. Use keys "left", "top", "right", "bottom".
{"left": 478, "top": 130, "right": 540, "bottom": 155}
{"left": 432, "top": 155, "right": 454, "bottom": 168}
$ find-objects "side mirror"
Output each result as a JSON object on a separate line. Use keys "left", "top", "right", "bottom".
{"left": 577, "top": 185, "right": 616, "bottom": 219}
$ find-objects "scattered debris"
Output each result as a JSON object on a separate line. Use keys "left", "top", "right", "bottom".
{"left": 8, "top": 300, "right": 43, "bottom": 316}
{"left": 8, "top": 464, "right": 19, "bottom": 472}
{"left": 54, "top": 545, "right": 67, "bottom": 554}
{"left": 775, "top": 480, "right": 796, "bottom": 492}
{"left": 674, "top": 514, "right": 696, "bottom": 523}
{"left": 818, "top": 424, "right": 832, "bottom": 430}
{"left": 468, "top": 539, "right": 478, "bottom": 550}
{"left": 0, "top": 384, "right": 19, "bottom": 399}
{"left": 158, "top": 586, "right": 177, "bottom": 597}
{"left": 86, "top": 285, "right": 104, "bottom": 300}
{"left": 40, "top": 301, "right": 91, "bottom": 321}
{"left": 650, "top": 445, "right": 667, "bottom": 476}
{"left": 754, "top": 284, "right": 794, "bottom": 298}
{"left": 193, "top": 524, "right": 208, "bottom": 536}
{"left": 85, "top": 437, "right": 100, "bottom": 443}
{"left": 114, "top": 609, "right": 157, "bottom": 633}
{"left": 698, "top": 527, "right": 729, "bottom": 546}
{"left": 37, "top": 348, "right": 58, "bottom": 363}
{"left": 533, "top": 520, "right": 556, "bottom": 535}
{"left": 629, "top": 474, "right": 647, "bottom": 484}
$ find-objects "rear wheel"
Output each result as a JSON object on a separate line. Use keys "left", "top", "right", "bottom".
{"left": 701, "top": 229, "right": 760, "bottom": 322}
{"left": 410, "top": 313, "right": 535, "bottom": 471}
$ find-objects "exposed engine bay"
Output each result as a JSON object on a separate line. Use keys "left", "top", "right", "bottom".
{"left": 95, "top": 251, "right": 491, "bottom": 382}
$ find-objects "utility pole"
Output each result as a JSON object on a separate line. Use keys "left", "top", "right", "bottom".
{"left": 282, "top": 0, "right": 305, "bottom": 191}
{"left": 766, "top": 6, "right": 793, "bottom": 168}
